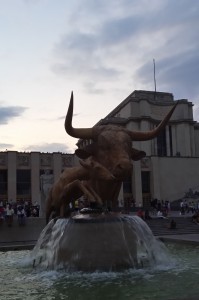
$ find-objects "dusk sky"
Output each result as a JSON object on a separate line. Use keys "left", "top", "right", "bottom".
{"left": 1, "top": 0, "right": 199, "bottom": 153}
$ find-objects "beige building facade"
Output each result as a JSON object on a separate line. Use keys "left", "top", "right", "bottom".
{"left": 0, "top": 151, "right": 77, "bottom": 214}
{"left": 1, "top": 90, "right": 199, "bottom": 210}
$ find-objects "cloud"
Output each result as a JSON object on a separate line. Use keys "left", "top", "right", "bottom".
{"left": 0, "top": 143, "right": 14, "bottom": 150}
{"left": 0, "top": 105, "right": 27, "bottom": 125}
{"left": 57, "top": 113, "right": 80, "bottom": 121}
{"left": 136, "top": 29, "right": 199, "bottom": 100}
{"left": 50, "top": 0, "right": 199, "bottom": 104}
{"left": 24, "top": 142, "right": 72, "bottom": 153}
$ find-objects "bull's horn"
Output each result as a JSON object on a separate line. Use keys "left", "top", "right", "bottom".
{"left": 65, "top": 91, "right": 93, "bottom": 139}
{"left": 127, "top": 101, "right": 178, "bottom": 141}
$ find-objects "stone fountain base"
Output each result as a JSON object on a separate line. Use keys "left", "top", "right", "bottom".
{"left": 31, "top": 212, "right": 165, "bottom": 271}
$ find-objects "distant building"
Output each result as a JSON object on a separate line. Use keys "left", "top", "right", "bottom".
{"left": 0, "top": 151, "right": 77, "bottom": 214}
{"left": 1, "top": 90, "right": 199, "bottom": 211}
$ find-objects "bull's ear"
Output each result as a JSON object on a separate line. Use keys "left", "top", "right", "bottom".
{"left": 131, "top": 148, "right": 146, "bottom": 161}
{"left": 75, "top": 143, "right": 95, "bottom": 159}
{"left": 75, "top": 149, "right": 90, "bottom": 159}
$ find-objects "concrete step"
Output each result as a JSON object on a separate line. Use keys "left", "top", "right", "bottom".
{"left": 146, "top": 217, "right": 199, "bottom": 236}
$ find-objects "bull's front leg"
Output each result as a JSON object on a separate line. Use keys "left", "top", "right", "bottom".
{"left": 60, "top": 179, "right": 100, "bottom": 211}
{"left": 74, "top": 180, "right": 103, "bottom": 203}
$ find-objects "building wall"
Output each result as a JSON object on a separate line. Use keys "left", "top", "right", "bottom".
{"left": 151, "top": 156, "right": 199, "bottom": 201}
{"left": 0, "top": 151, "right": 75, "bottom": 208}
{"left": 194, "top": 128, "right": 199, "bottom": 156}
{"left": 31, "top": 152, "right": 40, "bottom": 205}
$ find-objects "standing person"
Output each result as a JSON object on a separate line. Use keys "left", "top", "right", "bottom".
{"left": 0, "top": 206, "right": 4, "bottom": 224}
{"left": 144, "top": 209, "right": 152, "bottom": 220}
{"left": 74, "top": 199, "right": 79, "bottom": 212}
{"left": 167, "top": 201, "right": 171, "bottom": 214}
{"left": 136, "top": 208, "right": 144, "bottom": 219}
{"left": 6, "top": 204, "right": 14, "bottom": 226}
{"left": 180, "top": 201, "right": 185, "bottom": 215}
{"left": 17, "top": 206, "right": 26, "bottom": 226}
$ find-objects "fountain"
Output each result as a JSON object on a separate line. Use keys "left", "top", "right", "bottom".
{"left": 1, "top": 94, "right": 199, "bottom": 299}
{"left": 31, "top": 214, "right": 170, "bottom": 271}
{"left": 30, "top": 92, "right": 178, "bottom": 271}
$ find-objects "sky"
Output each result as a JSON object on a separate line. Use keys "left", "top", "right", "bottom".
{"left": 0, "top": 0, "right": 199, "bottom": 154}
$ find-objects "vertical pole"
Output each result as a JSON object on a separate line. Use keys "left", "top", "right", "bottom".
{"left": 153, "top": 58, "right": 156, "bottom": 101}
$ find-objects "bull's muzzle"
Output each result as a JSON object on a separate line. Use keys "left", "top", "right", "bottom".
{"left": 112, "top": 161, "right": 132, "bottom": 179}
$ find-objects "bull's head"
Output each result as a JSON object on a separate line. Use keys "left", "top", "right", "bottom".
{"left": 65, "top": 92, "right": 177, "bottom": 179}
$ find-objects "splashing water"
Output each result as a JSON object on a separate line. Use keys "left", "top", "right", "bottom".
{"left": 124, "top": 216, "right": 172, "bottom": 268}
{"left": 30, "top": 214, "right": 173, "bottom": 271}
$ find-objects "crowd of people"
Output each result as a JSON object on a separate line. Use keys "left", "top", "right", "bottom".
{"left": 179, "top": 199, "right": 199, "bottom": 215}
{"left": 135, "top": 196, "right": 199, "bottom": 229}
{"left": 0, "top": 200, "right": 40, "bottom": 227}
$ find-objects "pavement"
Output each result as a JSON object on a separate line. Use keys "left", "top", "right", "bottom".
{"left": 159, "top": 234, "right": 199, "bottom": 245}
{"left": 0, "top": 211, "right": 199, "bottom": 251}
{"left": 156, "top": 211, "right": 199, "bottom": 244}
{"left": 134, "top": 209, "right": 199, "bottom": 244}
{"left": 0, "top": 216, "right": 46, "bottom": 251}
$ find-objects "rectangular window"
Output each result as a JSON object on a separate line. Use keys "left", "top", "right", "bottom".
{"left": 0, "top": 170, "right": 7, "bottom": 195}
{"left": 123, "top": 176, "right": 132, "bottom": 194}
{"left": 169, "top": 126, "right": 173, "bottom": 156}
{"left": 17, "top": 170, "right": 31, "bottom": 196}
{"left": 141, "top": 171, "right": 150, "bottom": 193}
{"left": 157, "top": 128, "right": 167, "bottom": 156}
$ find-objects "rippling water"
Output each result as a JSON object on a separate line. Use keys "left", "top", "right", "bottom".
{"left": 1, "top": 243, "right": 199, "bottom": 300}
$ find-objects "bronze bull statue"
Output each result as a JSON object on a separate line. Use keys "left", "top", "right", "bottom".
{"left": 65, "top": 92, "right": 177, "bottom": 209}
{"left": 45, "top": 157, "right": 115, "bottom": 223}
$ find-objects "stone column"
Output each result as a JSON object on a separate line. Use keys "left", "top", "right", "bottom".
{"left": 8, "top": 151, "right": 17, "bottom": 203}
{"left": 53, "top": 153, "right": 62, "bottom": 182}
{"left": 132, "top": 161, "right": 142, "bottom": 207}
{"left": 172, "top": 126, "right": 177, "bottom": 156}
{"left": 31, "top": 152, "right": 40, "bottom": 210}
{"left": 151, "top": 157, "right": 161, "bottom": 200}
{"left": 166, "top": 126, "right": 170, "bottom": 156}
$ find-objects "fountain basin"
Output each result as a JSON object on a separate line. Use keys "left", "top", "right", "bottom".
{"left": 31, "top": 213, "right": 168, "bottom": 272}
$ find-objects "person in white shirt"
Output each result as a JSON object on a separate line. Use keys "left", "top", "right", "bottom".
{"left": 6, "top": 204, "right": 14, "bottom": 226}
{"left": 157, "top": 210, "right": 168, "bottom": 219}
